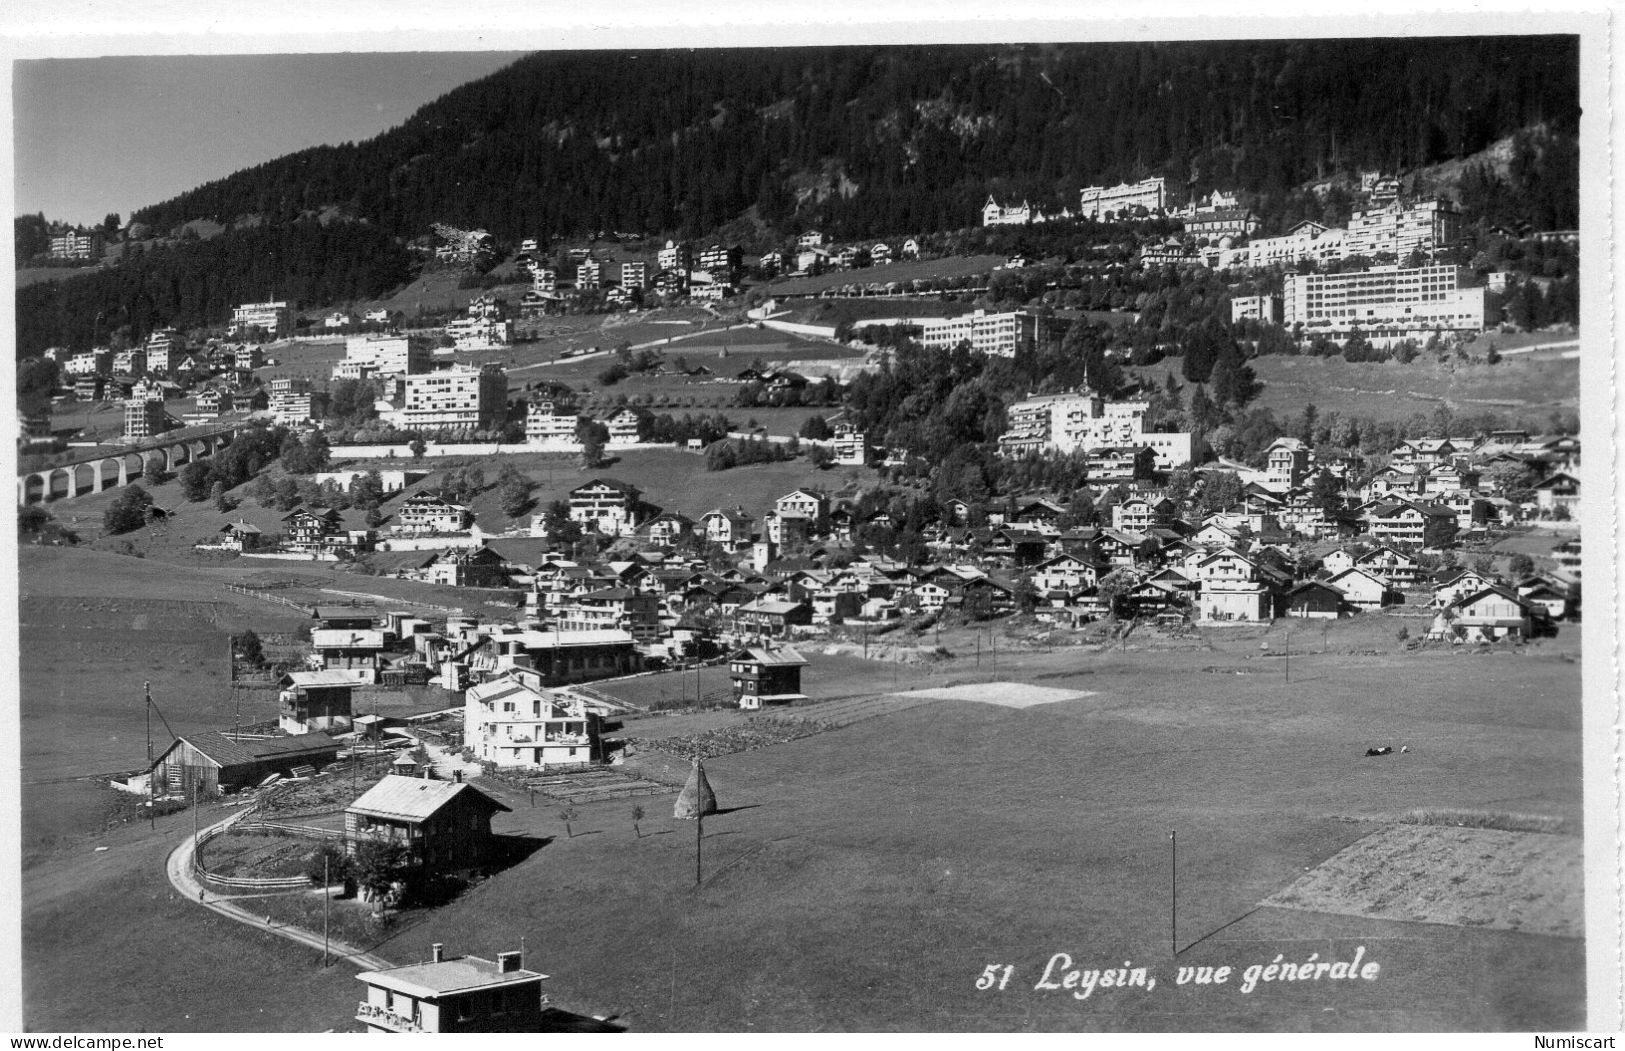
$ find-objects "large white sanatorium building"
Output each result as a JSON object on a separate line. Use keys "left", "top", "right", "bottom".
{"left": 915, "top": 310, "right": 1036, "bottom": 358}
{"left": 1283, "top": 264, "right": 1486, "bottom": 346}
{"left": 1078, "top": 177, "right": 1165, "bottom": 219}
{"left": 998, "top": 389, "right": 1192, "bottom": 468}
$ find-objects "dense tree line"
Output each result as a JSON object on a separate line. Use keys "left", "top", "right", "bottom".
{"left": 16, "top": 219, "right": 412, "bottom": 354}
{"left": 126, "top": 41, "right": 1577, "bottom": 248}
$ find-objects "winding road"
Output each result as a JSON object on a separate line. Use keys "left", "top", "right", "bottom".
{"left": 163, "top": 814, "right": 393, "bottom": 971}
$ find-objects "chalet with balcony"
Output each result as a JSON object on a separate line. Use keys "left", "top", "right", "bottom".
{"left": 700, "top": 507, "right": 754, "bottom": 548}
{"left": 311, "top": 627, "right": 388, "bottom": 682}
{"left": 214, "top": 520, "right": 267, "bottom": 552}
{"left": 642, "top": 512, "right": 696, "bottom": 547}
{"left": 1194, "top": 548, "right": 1288, "bottom": 622}
{"left": 729, "top": 646, "right": 809, "bottom": 709}
{"left": 1365, "top": 499, "right": 1457, "bottom": 549}
{"left": 569, "top": 478, "right": 646, "bottom": 536}
{"left": 394, "top": 492, "right": 474, "bottom": 535}
{"left": 345, "top": 775, "right": 511, "bottom": 874}
{"left": 278, "top": 669, "right": 356, "bottom": 735}
{"left": 1354, "top": 545, "right": 1422, "bottom": 587}
{"left": 464, "top": 669, "right": 603, "bottom": 767}
{"left": 1443, "top": 586, "right": 1538, "bottom": 642}
{"left": 1324, "top": 567, "right": 1401, "bottom": 611}
{"left": 282, "top": 507, "right": 346, "bottom": 553}
{"left": 734, "top": 597, "right": 813, "bottom": 637}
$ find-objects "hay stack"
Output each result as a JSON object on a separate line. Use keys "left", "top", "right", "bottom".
{"left": 673, "top": 758, "right": 717, "bottom": 819}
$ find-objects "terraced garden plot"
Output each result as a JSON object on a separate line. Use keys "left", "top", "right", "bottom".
{"left": 1263, "top": 823, "right": 1582, "bottom": 937}
{"left": 521, "top": 767, "right": 675, "bottom": 804}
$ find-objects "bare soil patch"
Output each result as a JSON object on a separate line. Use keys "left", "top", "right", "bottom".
{"left": 897, "top": 681, "right": 1098, "bottom": 708}
{"left": 1263, "top": 823, "right": 1582, "bottom": 937}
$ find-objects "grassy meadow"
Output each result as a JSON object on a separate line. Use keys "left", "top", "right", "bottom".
{"left": 18, "top": 541, "right": 1586, "bottom": 1031}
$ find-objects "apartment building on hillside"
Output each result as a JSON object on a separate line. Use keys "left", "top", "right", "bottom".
{"left": 1283, "top": 264, "right": 1487, "bottom": 346}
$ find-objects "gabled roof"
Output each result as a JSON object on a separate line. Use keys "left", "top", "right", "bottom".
{"left": 347, "top": 774, "right": 510, "bottom": 823}
{"left": 730, "top": 645, "right": 808, "bottom": 666}
{"left": 1286, "top": 579, "right": 1345, "bottom": 599}
{"left": 1326, "top": 566, "right": 1388, "bottom": 588}
{"left": 571, "top": 477, "right": 639, "bottom": 495}
{"left": 280, "top": 670, "right": 361, "bottom": 688}
{"left": 737, "top": 597, "right": 807, "bottom": 616}
{"left": 163, "top": 731, "right": 340, "bottom": 770}
{"left": 1449, "top": 584, "right": 1532, "bottom": 613}
{"left": 1198, "top": 547, "right": 1256, "bottom": 568}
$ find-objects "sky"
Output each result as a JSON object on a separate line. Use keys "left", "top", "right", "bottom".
{"left": 12, "top": 51, "right": 529, "bottom": 227}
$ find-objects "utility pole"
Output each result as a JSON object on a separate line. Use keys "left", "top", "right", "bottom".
{"left": 1285, "top": 630, "right": 1291, "bottom": 684}
{"left": 323, "top": 853, "right": 331, "bottom": 967}
{"left": 694, "top": 810, "right": 704, "bottom": 886}
{"left": 1169, "top": 829, "right": 1177, "bottom": 957}
{"left": 145, "top": 682, "right": 155, "bottom": 830}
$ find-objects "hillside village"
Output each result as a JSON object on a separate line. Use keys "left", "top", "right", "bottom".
{"left": 13, "top": 40, "right": 1594, "bottom": 1036}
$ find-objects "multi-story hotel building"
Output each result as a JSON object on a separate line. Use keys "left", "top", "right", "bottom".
{"left": 618, "top": 260, "right": 648, "bottom": 289}
{"left": 143, "top": 329, "right": 184, "bottom": 374}
{"left": 1343, "top": 199, "right": 1462, "bottom": 260}
{"left": 998, "top": 389, "right": 1192, "bottom": 469}
{"left": 1284, "top": 264, "right": 1487, "bottom": 346}
{"left": 982, "top": 196, "right": 1034, "bottom": 226}
{"left": 1230, "top": 295, "right": 1283, "bottom": 324}
{"left": 524, "top": 398, "right": 579, "bottom": 444}
{"left": 230, "top": 300, "right": 294, "bottom": 339}
{"left": 915, "top": 310, "right": 1036, "bottom": 358}
{"left": 1079, "top": 176, "right": 1165, "bottom": 219}
{"left": 66, "top": 349, "right": 112, "bottom": 376}
{"left": 391, "top": 365, "right": 508, "bottom": 431}
{"left": 1217, "top": 221, "right": 1347, "bottom": 269}
{"left": 48, "top": 231, "right": 101, "bottom": 260}
{"left": 338, "top": 336, "right": 429, "bottom": 378}
{"left": 444, "top": 316, "right": 513, "bottom": 350}
{"left": 123, "top": 398, "right": 170, "bottom": 440}
{"left": 657, "top": 240, "right": 691, "bottom": 272}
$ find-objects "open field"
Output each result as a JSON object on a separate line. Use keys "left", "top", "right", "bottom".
{"left": 353, "top": 631, "right": 1583, "bottom": 1031}
{"left": 21, "top": 803, "right": 365, "bottom": 1032}
{"left": 1132, "top": 352, "right": 1578, "bottom": 426}
{"left": 19, "top": 536, "right": 1586, "bottom": 1029}
{"left": 763, "top": 254, "right": 1006, "bottom": 297}
{"left": 15, "top": 547, "right": 478, "bottom": 862}
{"left": 773, "top": 296, "right": 982, "bottom": 325}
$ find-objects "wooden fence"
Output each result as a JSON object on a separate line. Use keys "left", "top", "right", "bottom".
{"left": 192, "top": 804, "right": 346, "bottom": 890}
{"left": 223, "top": 583, "right": 313, "bottom": 612}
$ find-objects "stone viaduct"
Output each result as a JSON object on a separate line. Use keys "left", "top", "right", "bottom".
{"left": 17, "top": 425, "right": 241, "bottom": 506}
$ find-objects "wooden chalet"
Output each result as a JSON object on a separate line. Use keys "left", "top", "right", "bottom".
{"left": 728, "top": 646, "right": 810, "bottom": 709}
{"left": 345, "top": 774, "right": 511, "bottom": 874}
{"left": 1284, "top": 580, "right": 1346, "bottom": 619}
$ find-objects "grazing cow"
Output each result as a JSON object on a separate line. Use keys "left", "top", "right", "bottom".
{"left": 1365, "top": 746, "right": 1394, "bottom": 757}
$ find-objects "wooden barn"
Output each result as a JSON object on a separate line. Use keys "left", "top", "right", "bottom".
{"left": 1284, "top": 580, "right": 1347, "bottom": 619}
{"left": 345, "top": 775, "right": 511, "bottom": 874}
{"left": 149, "top": 731, "right": 342, "bottom": 798}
